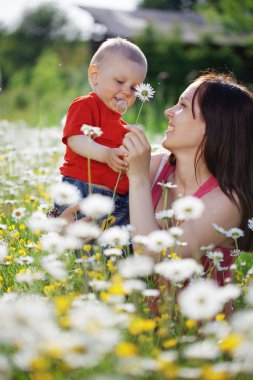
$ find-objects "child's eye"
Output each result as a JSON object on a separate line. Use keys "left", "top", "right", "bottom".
{"left": 179, "top": 102, "right": 186, "bottom": 108}
{"left": 131, "top": 87, "right": 136, "bottom": 91}
{"left": 116, "top": 79, "right": 123, "bottom": 84}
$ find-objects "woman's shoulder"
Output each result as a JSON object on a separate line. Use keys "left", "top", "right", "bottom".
{"left": 202, "top": 186, "right": 241, "bottom": 229}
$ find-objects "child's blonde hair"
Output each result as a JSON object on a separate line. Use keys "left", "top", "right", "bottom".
{"left": 90, "top": 37, "right": 147, "bottom": 72}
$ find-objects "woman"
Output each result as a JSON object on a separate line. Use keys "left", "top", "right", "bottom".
{"left": 122, "top": 72, "right": 253, "bottom": 284}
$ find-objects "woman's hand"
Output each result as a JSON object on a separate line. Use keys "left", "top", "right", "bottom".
{"left": 122, "top": 125, "right": 151, "bottom": 179}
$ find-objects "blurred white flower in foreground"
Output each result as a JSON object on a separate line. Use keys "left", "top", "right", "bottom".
{"left": 0, "top": 242, "right": 8, "bottom": 262}
{"left": 178, "top": 280, "right": 224, "bottom": 320}
{"left": 41, "top": 254, "right": 67, "bottom": 280}
{"left": 65, "top": 220, "right": 100, "bottom": 240}
{"left": 27, "top": 211, "right": 66, "bottom": 233}
{"left": 183, "top": 340, "right": 221, "bottom": 360}
{"left": 51, "top": 182, "right": 81, "bottom": 205}
{"left": 81, "top": 124, "right": 103, "bottom": 138}
{"left": 99, "top": 225, "right": 130, "bottom": 246}
{"left": 142, "top": 230, "right": 175, "bottom": 252}
{"left": 172, "top": 196, "right": 205, "bottom": 220}
{"left": 155, "top": 258, "right": 203, "bottom": 283}
{"left": 118, "top": 255, "right": 154, "bottom": 278}
{"left": 80, "top": 193, "right": 114, "bottom": 219}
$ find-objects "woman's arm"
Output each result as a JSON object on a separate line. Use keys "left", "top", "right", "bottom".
{"left": 177, "top": 189, "right": 241, "bottom": 257}
{"left": 123, "top": 127, "right": 163, "bottom": 257}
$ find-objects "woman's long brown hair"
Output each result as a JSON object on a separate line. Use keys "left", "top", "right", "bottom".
{"left": 170, "top": 72, "right": 253, "bottom": 251}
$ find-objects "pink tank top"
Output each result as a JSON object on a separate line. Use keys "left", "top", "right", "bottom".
{"left": 151, "top": 157, "right": 233, "bottom": 286}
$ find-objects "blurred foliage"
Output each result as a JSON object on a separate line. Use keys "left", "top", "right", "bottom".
{"left": 195, "top": 0, "right": 253, "bottom": 33}
{"left": 0, "top": 2, "right": 253, "bottom": 132}
{"left": 139, "top": 0, "right": 198, "bottom": 10}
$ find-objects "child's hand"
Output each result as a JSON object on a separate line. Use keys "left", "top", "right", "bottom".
{"left": 106, "top": 147, "right": 128, "bottom": 172}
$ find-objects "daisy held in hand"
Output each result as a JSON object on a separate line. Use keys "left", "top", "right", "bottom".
{"left": 81, "top": 124, "right": 103, "bottom": 194}
{"left": 134, "top": 83, "right": 155, "bottom": 124}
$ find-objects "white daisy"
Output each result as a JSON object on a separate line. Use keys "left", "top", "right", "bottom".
{"left": 248, "top": 218, "right": 253, "bottom": 230}
{"left": 155, "top": 209, "right": 174, "bottom": 220}
{"left": 65, "top": 220, "right": 100, "bottom": 240}
{"left": 118, "top": 255, "right": 154, "bottom": 278}
{"left": 81, "top": 124, "right": 103, "bottom": 137}
{"left": 123, "top": 279, "right": 146, "bottom": 293}
{"left": 11, "top": 208, "right": 26, "bottom": 221}
{"left": 226, "top": 228, "right": 244, "bottom": 239}
{"left": 182, "top": 340, "right": 221, "bottom": 360}
{"left": 212, "top": 223, "right": 227, "bottom": 235}
{"left": 99, "top": 226, "right": 130, "bottom": 246}
{"left": 41, "top": 254, "right": 67, "bottom": 280}
{"left": 170, "top": 226, "right": 184, "bottom": 238}
{"left": 40, "top": 232, "right": 67, "bottom": 254}
{"left": 142, "top": 289, "right": 160, "bottom": 297}
{"left": 134, "top": 83, "right": 155, "bottom": 102}
{"left": 178, "top": 280, "right": 224, "bottom": 320}
{"left": 51, "top": 182, "right": 81, "bottom": 206}
{"left": 0, "top": 242, "right": 8, "bottom": 262}
{"left": 155, "top": 258, "right": 203, "bottom": 283}
{"left": 103, "top": 248, "right": 123, "bottom": 256}
{"left": 219, "top": 284, "right": 241, "bottom": 303}
{"left": 158, "top": 181, "right": 178, "bottom": 189}
{"left": 145, "top": 230, "right": 175, "bottom": 252}
{"left": 206, "top": 250, "right": 224, "bottom": 264}
{"left": 172, "top": 196, "right": 205, "bottom": 221}
{"left": 80, "top": 193, "right": 114, "bottom": 219}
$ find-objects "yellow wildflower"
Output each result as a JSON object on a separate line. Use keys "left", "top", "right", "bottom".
{"left": 129, "top": 317, "right": 156, "bottom": 335}
{"left": 54, "top": 295, "right": 75, "bottom": 316}
{"left": 215, "top": 313, "right": 226, "bottom": 321}
{"left": 30, "top": 357, "right": 51, "bottom": 371}
{"left": 170, "top": 252, "right": 181, "bottom": 260}
{"left": 75, "top": 267, "right": 83, "bottom": 277}
{"left": 202, "top": 364, "right": 231, "bottom": 380}
{"left": 115, "top": 342, "right": 138, "bottom": 357}
{"left": 83, "top": 244, "right": 92, "bottom": 252}
{"left": 163, "top": 338, "right": 178, "bottom": 349}
{"left": 19, "top": 224, "right": 26, "bottom": 230}
{"left": 18, "top": 249, "right": 26, "bottom": 256}
{"left": 107, "top": 259, "right": 116, "bottom": 274}
{"left": 185, "top": 319, "right": 197, "bottom": 329}
{"left": 218, "top": 333, "right": 244, "bottom": 353}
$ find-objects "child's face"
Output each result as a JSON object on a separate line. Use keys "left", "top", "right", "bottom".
{"left": 89, "top": 53, "right": 146, "bottom": 114}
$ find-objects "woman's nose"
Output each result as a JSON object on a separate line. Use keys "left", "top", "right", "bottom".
{"left": 164, "top": 107, "right": 173, "bottom": 118}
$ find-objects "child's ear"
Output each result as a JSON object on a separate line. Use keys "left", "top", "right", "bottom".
{"left": 88, "top": 64, "right": 99, "bottom": 86}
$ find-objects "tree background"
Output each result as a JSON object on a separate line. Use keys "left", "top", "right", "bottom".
{"left": 0, "top": 0, "right": 253, "bottom": 133}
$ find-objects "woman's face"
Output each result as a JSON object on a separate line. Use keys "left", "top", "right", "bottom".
{"left": 162, "top": 82, "right": 206, "bottom": 153}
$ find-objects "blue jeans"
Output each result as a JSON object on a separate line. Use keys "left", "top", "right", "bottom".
{"left": 55, "top": 176, "right": 129, "bottom": 228}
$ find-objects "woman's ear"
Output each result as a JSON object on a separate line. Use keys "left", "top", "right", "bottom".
{"left": 88, "top": 64, "right": 99, "bottom": 86}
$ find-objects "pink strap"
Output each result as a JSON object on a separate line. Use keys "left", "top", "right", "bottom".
{"left": 193, "top": 176, "right": 219, "bottom": 198}
{"left": 151, "top": 161, "right": 219, "bottom": 208}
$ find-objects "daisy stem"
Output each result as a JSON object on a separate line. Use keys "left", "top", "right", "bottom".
{"left": 104, "top": 171, "right": 122, "bottom": 230}
{"left": 135, "top": 101, "right": 144, "bottom": 124}
{"left": 88, "top": 140, "right": 92, "bottom": 194}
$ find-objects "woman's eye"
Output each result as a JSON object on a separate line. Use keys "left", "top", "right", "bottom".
{"left": 116, "top": 80, "right": 123, "bottom": 84}
{"left": 179, "top": 102, "right": 185, "bottom": 108}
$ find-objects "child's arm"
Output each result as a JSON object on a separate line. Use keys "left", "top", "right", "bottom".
{"left": 68, "top": 135, "right": 128, "bottom": 172}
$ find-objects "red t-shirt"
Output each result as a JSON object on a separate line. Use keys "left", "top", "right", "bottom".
{"left": 60, "top": 92, "right": 129, "bottom": 195}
